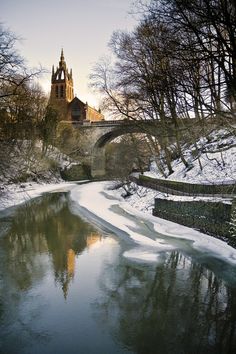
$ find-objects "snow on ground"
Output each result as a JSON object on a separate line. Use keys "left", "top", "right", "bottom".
{"left": 135, "top": 129, "right": 236, "bottom": 207}
{"left": 112, "top": 182, "right": 234, "bottom": 216}
{"left": 145, "top": 129, "right": 236, "bottom": 184}
{"left": 0, "top": 141, "right": 80, "bottom": 186}
{"left": 0, "top": 140, "right": 82, "bottom": 210}
{"left": 36, "top": 141, "right": 79, "bottom": 169}
{"left": 70, "top": 181, "right": 236, "bottom": 265}
{"left": 124, "top": 128, "right": 235, "bottom": 211}
{"left": 0, "top": 181, "right": 77, "bottom": 211}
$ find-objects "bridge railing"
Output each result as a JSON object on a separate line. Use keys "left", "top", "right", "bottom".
{"left": 68, "top": 119, "right": 128, "bottom": 126}
{"left": 90, "top": 119, "right": 130, "bottom": 125}
{"left": 70, "top": 119, "right": 140, "bottom": 127}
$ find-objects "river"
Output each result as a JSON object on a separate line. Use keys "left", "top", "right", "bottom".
{"left": 0, "top": 184, "right": 236, "bottom": 353}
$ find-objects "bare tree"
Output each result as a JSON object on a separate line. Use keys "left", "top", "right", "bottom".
{"left": 90, "top": 0, "right": 236, "bottom": 180}
{"left": 0, "top": 24, "right": 42, "bottom": 101}
{"left": 91, "top": 19, "right": 191, "bottom": 174}
{"left": 0, "top": 25, "right": 53, "bottom": 183}
{"left": 144, "top": 0, "right": 236, "bottom": 118}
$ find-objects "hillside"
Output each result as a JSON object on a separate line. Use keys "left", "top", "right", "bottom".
{"left": 116, "top": 128, "right": 236, "bottom": 215}
{"left": 146, "top": 128, "right": 236, "bottom": 184}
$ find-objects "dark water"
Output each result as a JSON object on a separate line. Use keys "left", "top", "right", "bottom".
{"left": 0, "top": 192, "right": 236, "bottom": 354}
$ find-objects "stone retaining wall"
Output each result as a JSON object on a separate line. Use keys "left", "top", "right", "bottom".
{"left": 131, "top": 175, "right": 236, "bottom": 197}
{"left": 130, "top": 174, "right": 236, "bottom": 246}
{"left": 153, "top": 198, "right": 236, "bottom": 246}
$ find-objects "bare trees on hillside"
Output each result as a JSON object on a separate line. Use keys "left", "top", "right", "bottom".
{"left": 0, "top": 25, "right": 61, "bottom": 183}
{"left": 151, "top": 0, "right": 236, "bottom": 114}
{"left": 90, "top": 0, "right": 236, "bottom": 177}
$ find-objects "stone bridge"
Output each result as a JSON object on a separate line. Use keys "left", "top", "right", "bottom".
{"left": 64, "top": 118, "right": 199, "bottom": 177}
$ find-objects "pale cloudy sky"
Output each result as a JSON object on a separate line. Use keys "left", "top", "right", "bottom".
{"left": 1, "top": 0, "right": 136, "bottom": 107}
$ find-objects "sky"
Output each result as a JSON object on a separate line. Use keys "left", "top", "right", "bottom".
{"left": 1, "top": 0, "right": 137, "bottom": 108}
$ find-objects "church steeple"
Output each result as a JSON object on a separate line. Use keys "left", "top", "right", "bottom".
{"left": 50, "top": 49, "right": 74, "bottom": 106}
{"left": 59, "top": 48, "right": 66, "bottom": 68}
{"left": 61, "top": 48, "right": 64, "bottom": 60}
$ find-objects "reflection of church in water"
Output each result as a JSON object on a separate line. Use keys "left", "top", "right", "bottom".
{"left": 49, "top": 49, "right": 104, "bottom": 122}
{"left": 57, "top": 232, "right": 102, "bottom": 299}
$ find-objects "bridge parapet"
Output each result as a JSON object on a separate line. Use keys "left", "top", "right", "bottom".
{"left": 73, "top": 119, "right": 159, "bottom": 127}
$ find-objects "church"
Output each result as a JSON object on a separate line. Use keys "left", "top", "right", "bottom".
{"left": 49, "top": 50, "right": 104, "bottom": 122}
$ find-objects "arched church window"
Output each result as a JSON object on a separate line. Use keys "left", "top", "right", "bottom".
{"left": 56, "top": 85, "right": 59, "bottom": 98}
{"left": 61, "top": 70, "right": 64, "bottom": 80}
{"left": 60, "top": 85, "right": 64, "bottom": 98}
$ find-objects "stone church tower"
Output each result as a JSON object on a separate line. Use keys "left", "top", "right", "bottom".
{"left": 49, "top": 50, "right": 104, "bottom": 122}
{"left": 49, "top": 49, "right": 74, "bottom": 120}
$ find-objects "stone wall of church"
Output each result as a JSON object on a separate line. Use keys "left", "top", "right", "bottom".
{"left": 86, "top": 106, "right": 104, "bottom": 121}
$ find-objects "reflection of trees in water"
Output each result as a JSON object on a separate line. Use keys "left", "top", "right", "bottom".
{"left": 94, "top": 251, "right": 236, "bottom": 353}
{"left": 0, "top": 192, "right": 103, "bottom": 352}
{"left": 0, "top": 192, "right": 102, "bottom": 297}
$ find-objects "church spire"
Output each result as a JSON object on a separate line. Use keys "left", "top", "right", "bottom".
{"left": 60, "top": 48, "right": 64, "bottom": 61}
{"left": 59, "top": 48, "right": 66, "bottom": 68}
{"left": 49, "top": 50, "right": 74, "bottom": 109}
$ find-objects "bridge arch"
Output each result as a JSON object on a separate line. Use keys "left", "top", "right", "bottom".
{"left": 68, "top": 117, "right": 202, "bottom": 177}
{"left": 94, "top": 128, "right": 139, "bottom": 149}
{"left": 74, "top": 118, "right": 181, "bottom": 178}
{"left": 90, "top": 123, "right": 158, "bottom": 177}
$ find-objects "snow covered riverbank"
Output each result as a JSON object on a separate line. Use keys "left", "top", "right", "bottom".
{"left": 145, "top": 128, "right": 236, "bottom": 184}
{"left": 70, "top": 181, "right": 236, "bottom": 265}
{"left": 0, "top": 181, "right": 77, "bottom": 211}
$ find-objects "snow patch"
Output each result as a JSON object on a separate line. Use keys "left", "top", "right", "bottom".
{"left": 0, "top": 182, "right": 77, "bottom": 211}
{"left": 123, "top": 249, "right": 160, "bottom": 262}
